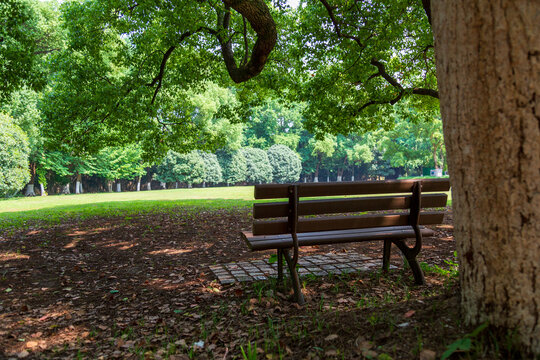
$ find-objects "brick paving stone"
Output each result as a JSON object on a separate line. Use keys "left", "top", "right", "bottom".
{"left": 208, "top": 252, "right": 396, "bottom": 285}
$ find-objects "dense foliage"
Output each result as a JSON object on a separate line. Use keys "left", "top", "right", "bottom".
{"left": 267, "top": 144, "right": 302, "bottom": 183}
{"left": 240, "top": 147, "right": 273, "bottom": 184}
{"left": 0, "top": 0, "right": 445, "bottom": 195}
{"left": 0, "top": 113, "right": 30, "bottom": 196}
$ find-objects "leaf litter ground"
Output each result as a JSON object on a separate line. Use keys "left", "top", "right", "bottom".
{"left": 0, "top": 206, "right": 473, "bottom": 359}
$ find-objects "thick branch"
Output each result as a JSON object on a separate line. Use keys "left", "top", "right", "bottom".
{"left": 356, "top": 59, "right": 438, "bottom": 113}
{"left": 411, "top": 88, "right": 439, "bottom": 98}
{"left": 146, "top": 29, "right": 202, "bottom": 104}
{"left": 370, "top": 58, "right": 403, "bottom": 90}
{"left": 217, "top": 0, "right": 277, "bottom": 83}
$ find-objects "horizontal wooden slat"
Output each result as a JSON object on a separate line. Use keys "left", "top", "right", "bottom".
{"left": 253, "top": 193, "right": 448, "bottom": 219}
{"left": 252, "top": 211, "right": 445, "bottom": 236}
{"left": 242, "top": 226, "right": 435, "bottom": 251}
{"left": 254, "top": 178, "right": 450, "bottom": 199}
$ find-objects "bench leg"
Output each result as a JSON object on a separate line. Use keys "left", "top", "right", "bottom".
{"left": 277, "top": 249, "right": 284, "bottom": 285}
{"left": 393, "top": 240, "right": 425, "bottom": 285}
{"left": 382, "top": 240, "right": 392, "bottom": 272}
{"left": 283, "top": 249, "right": 305, "bottom": 305}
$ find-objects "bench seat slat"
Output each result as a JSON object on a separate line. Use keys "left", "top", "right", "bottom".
{"left": 253, "top": 211, "right": 444, "bottom": 236}
{"left": 253, "top": 193, "right": 448, "bottom": 219}
{"left": 242, "top": 226, "right": 435, "bottom": 251}
{"left": 255, "top": 178, "right": 450, "bottom": 199}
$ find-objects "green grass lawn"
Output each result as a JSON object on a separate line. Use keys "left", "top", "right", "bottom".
{"left": 0, "top": 186, "right": 256, "bottom": 228}
{"left": 0, "top": 185, "right": 451, "bottom": 229}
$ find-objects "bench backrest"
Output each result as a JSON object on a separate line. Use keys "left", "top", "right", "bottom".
{"left": 251, "top": 178, "right": 450, "bottom": 236}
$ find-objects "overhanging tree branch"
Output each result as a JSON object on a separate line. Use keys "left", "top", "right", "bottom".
{"left": 146, "top": 29, "right": 203, "bottom": 104}
{"left": 356, "top": 59, "right": 439, "bottom": 113}
{"left": 215, "top": 0, "right": 277, "bottom": 83}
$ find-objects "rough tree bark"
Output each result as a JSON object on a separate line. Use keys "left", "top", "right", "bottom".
{"left": 432, "top": 0, "right": 540, "bottom": 353}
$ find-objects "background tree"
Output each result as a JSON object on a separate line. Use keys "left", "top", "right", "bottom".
{"left": 198, "top": 151, "right": 223, "bottom": 187}
{"left": 155, "top": 151, "right": 180, "bottom": 189}
{"left": 94, "top": 146, "right": 145, "bottom": 192}
{"left": 172, "top": 151, "right": 205, "bottom": 188}
{"left": 217, "top": 150, "right": 248, "bottom": 186}
{"left": 266, "top": 144, "right": 302, "bottom": 183}
{"left": 307, "top": 135, "right": 336, "bottom": 182}
{"left": 39, "top": 151, "right": 72, "bottom": 195}
{"left": 2, "top": 88, "right": 45, "bottom": 195}
{"left": 240, "top": 147, "right": 273, "bottom": 184}
{"left": 0, "top": 113, "right": 30, "bottom": 197}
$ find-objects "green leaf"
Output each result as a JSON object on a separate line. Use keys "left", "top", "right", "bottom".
{"left": 109, "top": 290, "right": 119, "bottom": 294}
{"left": 268, "top": 254, "right": 278, "bottom": 264}
{"left": 5, "top": 288, "right": 12, "bottom": 293}
{"left": 441, "top": 338, "right": 472, "bottom": 360}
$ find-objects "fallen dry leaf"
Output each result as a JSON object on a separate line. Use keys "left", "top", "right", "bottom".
{"left": 324, "top": 334, "right": 339, "bottom": 341}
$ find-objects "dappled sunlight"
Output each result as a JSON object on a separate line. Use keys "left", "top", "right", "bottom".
{"left": 0, "top": 205, "right": 455, "bottom": 358}
{"left": 148, "top": 248, "right": 191, "bottom": 256}
{"left": 0, "top": 252, "right": 30, "bottom": 261}
{"left": 100, "top": 240, "right": 139, "bottom": 251}
{"left": 64, "top": 238, "right": 81, "bottom": 249}
{"left": 3, "top": 324, "right": 90, "bottom": 357}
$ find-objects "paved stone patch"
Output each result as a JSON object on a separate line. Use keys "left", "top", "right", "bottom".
{"left": 208, "top": 252, "right": 397, "bottom": 284}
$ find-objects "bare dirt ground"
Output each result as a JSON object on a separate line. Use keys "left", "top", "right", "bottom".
{"left": 0, "top": 207, "right": 471, "bottom": 359}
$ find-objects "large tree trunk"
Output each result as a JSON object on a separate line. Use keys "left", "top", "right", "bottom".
{"left": 432, "top": 0, "right": 540, "bottom": 353}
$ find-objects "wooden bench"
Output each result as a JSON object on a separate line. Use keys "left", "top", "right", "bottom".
{"left": 241, "top": 178, "right": 450, "bottom": 305}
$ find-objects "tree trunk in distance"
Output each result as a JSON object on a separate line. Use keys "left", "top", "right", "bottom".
{"left": 160, "top": 182, "right": 166, "bottom": 189}
{"left": 63, "top": 183, "right": 70, "bottom": 195}
{"left": 432, "top": 0, "right": 540, "bottom": 353}
{"left": 25, "top": 162, "right": 36, "bottom": 196}
{"left": 175, "top": 181, "right": 178, "bottom": 189}
{"left": 25, "top": 184, "right": 36, "bottom": 196}
{"left": 136, "top": 177, "right": 141, "bottom": 191}
{"left": 202, "top": 181, "right": 206, "bottom": 188}
{"left": 313, "top": 176, "right": 318, "bottom": 183}
{"left": 107, "top": 181, "right": 113, "bottom": 192}
{"left": 39, "top": 183, "right": 46, "bottom": 196}
{"left": 326, "top": 175, "right": 329, "bottom": 182}
{"left": 147, "top": 182, "right": 152, "bottom": 190}
{"left": 75, "top": 173, "right": 82, "bottom": 194}
{"left": 116, "top": 182, "right": 121, "bottom": 192}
